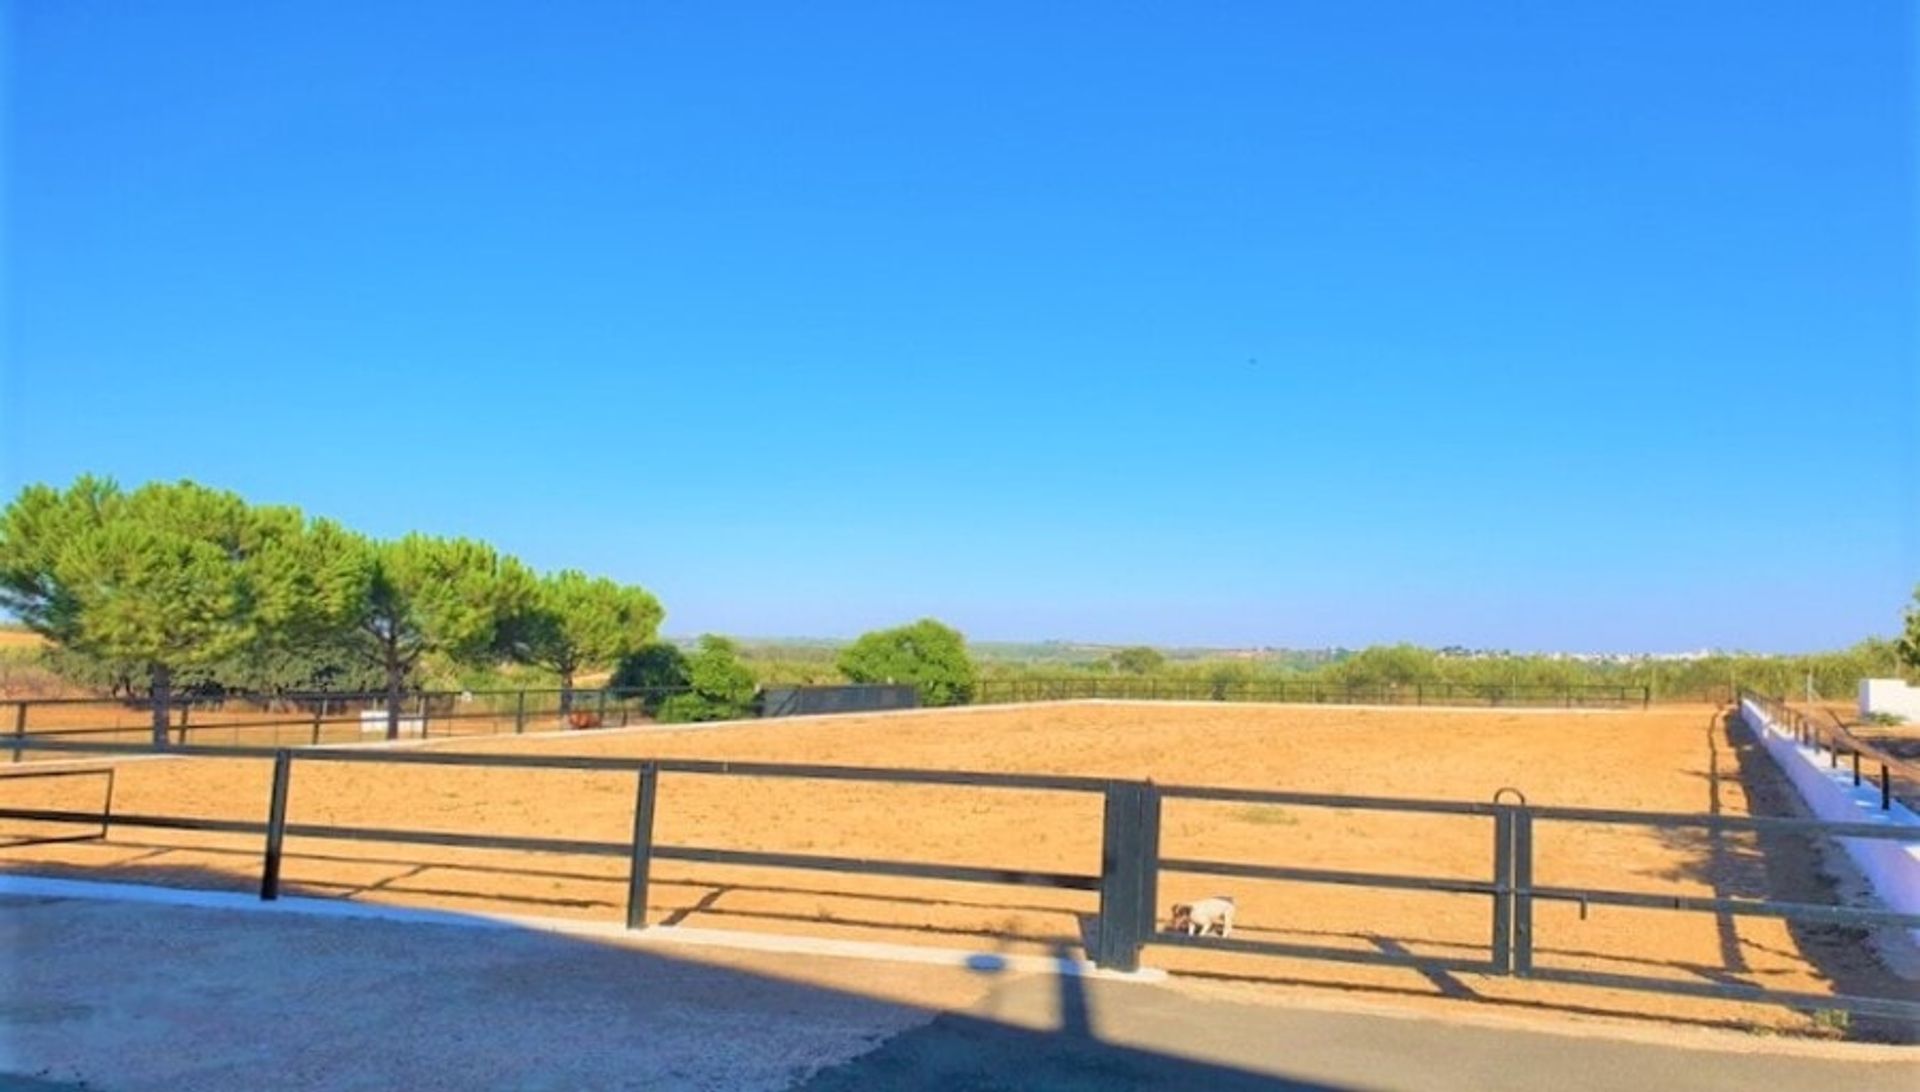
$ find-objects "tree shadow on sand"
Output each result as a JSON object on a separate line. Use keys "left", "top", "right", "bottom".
{"left": 1634, "top": 708, "right": 1919, "bottom": 1042}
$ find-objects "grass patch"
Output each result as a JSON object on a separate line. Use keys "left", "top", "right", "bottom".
{"left": 1230, "top": 805, "right": 1298, "bottom": 826}
{"left": 1809, "top": 1008, "right": 1851, "bottom": 1036}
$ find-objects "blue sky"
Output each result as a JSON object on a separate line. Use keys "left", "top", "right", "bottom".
{"left": 2, "top": 2, "right": 1914, "bottom": 651}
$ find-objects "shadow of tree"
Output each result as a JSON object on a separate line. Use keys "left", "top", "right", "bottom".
{"left": 1632, "top": 708, "right": 1918, "bottom": 1042}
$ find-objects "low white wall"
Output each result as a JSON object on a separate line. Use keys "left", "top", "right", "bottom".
{"left": 1860, "top": 679, "right": 1920, "bottom": 722}
{"left": 358, "top": 710, "right": 425, "bottom": 736}
{"left": 1739, "top": 698, "right": 1920, "bottom": 942}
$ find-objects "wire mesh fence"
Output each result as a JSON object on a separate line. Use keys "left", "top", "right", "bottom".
{"left": 968, "top": 677, "right": 1649, "bottom": 709}
{"left": 6, "top": 676, "right": 1656, "bottom": 762}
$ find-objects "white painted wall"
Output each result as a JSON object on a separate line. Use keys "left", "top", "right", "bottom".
{"left": 1860, "top": 679, "right": 1920, "bottom": 722}
{"left": 1739, "top": 698, "right": 1920, "bottom": 943}
{"left": 358, "top": 710, "right": 425, "bottom": 736}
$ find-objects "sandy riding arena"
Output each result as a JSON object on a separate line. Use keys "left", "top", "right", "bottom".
{"left": 3, "top": 702, "right": 1913, "bottom": 1036}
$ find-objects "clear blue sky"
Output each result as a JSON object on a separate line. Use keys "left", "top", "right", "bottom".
{"left": 2, "top": 2, "right": 1914, "bottom": 652}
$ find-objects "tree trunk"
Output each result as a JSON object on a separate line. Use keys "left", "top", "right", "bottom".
{"left": 150, "top": 663, "right": 172, "bottom": 749}
{"left": 386, "top": 663, "right": 405, "bottom": 741}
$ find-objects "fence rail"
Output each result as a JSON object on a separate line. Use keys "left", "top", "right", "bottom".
{"left": 1742, "top": 691, "right": 1917, "bottom": 812}
{"left": 6, "top": 678, "right": 1660, "bottom": 763}
{"left": 4, "top": 686, "right": 704, "bottom": 759}
{"left": 2, "top": 736, "right": 1915, "bottom": 1021}
{"left": 970, "top": 678, "right": 1650, "bottom": 709}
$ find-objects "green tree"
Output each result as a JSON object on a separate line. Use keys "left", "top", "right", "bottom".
{"left": 1205, "top": 661, "right": 1253, "bottom": 699}
{"left": 343, "top": 534, "right": 536, "bottom": 738}
{"left": 0, "top": 478, "right": 310, "bottom": 746}
{"left": 1109, "top": 646, "right": 1166, "bottom": 675}
{"left": 1331, "top": 644, "right": 1439, "bottom": 689}
{"left": 510, "top": 570, "right": 663, "bottom": 712}
{"left": 610, "top": 641, "right": 692, "bottom": 714}
{"left": 1900, "top": 587, "right": 1920, "bottom": 678}
{"left": 838, "top": 618, "right": 977, "bottom": 706}
{"left": 656, "top": 635, "right": 756, "bottom": 722}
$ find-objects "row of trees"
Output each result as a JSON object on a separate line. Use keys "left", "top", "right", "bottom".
{"left": 0, "top": 477, "right": 664, "bottom": 744}
{"left": 605, "top": 619, "right": 983, "bottom": 718}
{"left": 961, "top": 634, "right": 1918, "bottom": 702}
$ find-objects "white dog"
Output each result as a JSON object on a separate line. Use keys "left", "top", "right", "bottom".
{"left": 1168, "top": 896, "right": 1235, "bottom": 937}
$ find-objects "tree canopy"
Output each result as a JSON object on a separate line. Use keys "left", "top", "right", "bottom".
{"left": 656, "top": 635, "right": 756, "bottom": 722}
{"left": 1109, "top": 646, "right": 1166, "bottom": 675}
{"left": 1900, "top": 586, "right": 1920, "bottom": 677}
{"left": 838, "top": 618, "right": 977, "bottom": 706}
{"left": 610, "top": 641, "right": 692, "bottom": 712}
{"left": 0, "top": 478, "right": 319, "bottom": 744}
{"left": 347, "top": 534, "right": 537, "bottom": 737}
{"left": 1, "top": 475, "right": 667, "bottom": 742}
{"left": 510, "top": 570, "right": 663, "bottom": 709}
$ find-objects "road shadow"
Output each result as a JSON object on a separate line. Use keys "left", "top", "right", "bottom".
{"left": 794, "top": 943, "right": 1339, "bottom": 1091}
{"left": 3, "top": 868, "right": 1342, "bottom": 1091}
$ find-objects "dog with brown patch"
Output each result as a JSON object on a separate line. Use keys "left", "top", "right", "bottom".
{"left": 1168, "top": 895, "right": 1235, "bottom": 937}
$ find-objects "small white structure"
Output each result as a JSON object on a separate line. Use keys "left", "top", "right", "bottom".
{"left": 359, "top": 709, "right": 425, "bottom": 736}
{"left": 1860, "top": 679, "right": 1920, "bottom": 722}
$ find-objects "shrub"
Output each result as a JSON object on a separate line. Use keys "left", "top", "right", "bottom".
{"left": 838, "top": 618, "right": 977, "bottom": 706}
{"left": 654, "top": 635, "right": 756, "bottom": 723}
{"left": 610, "top": 642, "right": 692, "bottom": 714}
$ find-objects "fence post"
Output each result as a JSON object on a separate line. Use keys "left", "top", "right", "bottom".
{"left": 11, "top": 702, "right": 25, "bottom": 763}
{"left": 1095, "top": 780, "right": 1160, "bottom": 972}
{"left": 514, "top": 691, "right": 527, "bottom": 734}
{"left": 310, "top": 704, "right": 324, "bottom": 746}
{"left": 597, "top": 689, "right": 609, "bottom": 725}
{"left": 1491, "top": 806, "right": 1514, "bottom": 974}
{"left": 626, "top": 762, "right": 659, "bottom": 930}
{"left": 1512, "top": 808, "right": 1535, "bottom": 977}
{"left": 1852, "top": 751, "right": 1861, "bottom": 787}
{"left": 260, "top": 750, "right": 293, "bottom": 900}
{"left": 419, "top": 694, "right": 431, "bottom": 739}
{"left": 1883, "top": 765, "right": 1893, "bottom": 811}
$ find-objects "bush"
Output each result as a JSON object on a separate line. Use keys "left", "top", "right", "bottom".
{"left": 1109, "top": 646, "right": 1165, "bottom": 675}
{"left": 610, "top": 642, "right": 692, "bottom": 714}
{"left": 654, "top": 635, "right": 756, "bottom": 723}
{"left": 838, "top": 618, "right": 977, "bottom": 706}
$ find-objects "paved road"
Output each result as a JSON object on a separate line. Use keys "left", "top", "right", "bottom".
{"left": 3, "top": 893, "right": 1914, "bottom": 1091}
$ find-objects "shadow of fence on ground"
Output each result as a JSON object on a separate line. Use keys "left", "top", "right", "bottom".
{"left": 1640, "top": 708, "right": 1919, "bottom": 1043}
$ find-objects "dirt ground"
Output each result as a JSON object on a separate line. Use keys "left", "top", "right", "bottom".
{"left": 4, "top": 701, "right": 1915, "bottom": 1037}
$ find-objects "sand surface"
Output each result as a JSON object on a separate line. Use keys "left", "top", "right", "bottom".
{"left": 4, "top": 701, "right": 1914, "bottom": 1035}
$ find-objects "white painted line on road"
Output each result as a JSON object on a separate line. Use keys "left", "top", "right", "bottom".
{"left": 0, "top": 872, "right": 1166, "bottom": 982}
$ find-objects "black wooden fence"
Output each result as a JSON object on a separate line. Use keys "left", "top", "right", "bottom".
{"left": 3, "top": 735, "right": 1915, "bottom": 1021}
{"left": 1742, "top": 691, "right": 1915, "bottom": 813}
{"left": 6, "top": 677, "right": 1666, "bottom": 762}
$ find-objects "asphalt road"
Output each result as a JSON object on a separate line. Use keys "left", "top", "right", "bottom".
{"left": 3, "top": 892, "right": 1914, "bottom": 1091}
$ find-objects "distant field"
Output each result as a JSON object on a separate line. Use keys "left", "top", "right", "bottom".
{"left": 2, "top": 701, "right": 1907, "bottom": 1034}
{"left": 0, "top": 629, "right": 47, "bottom": 651}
